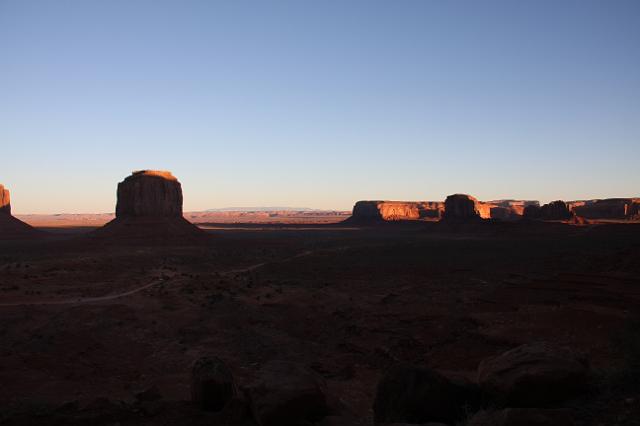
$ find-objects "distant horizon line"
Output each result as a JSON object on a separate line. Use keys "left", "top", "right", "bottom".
{"left": 11, "top": 195, "right": 640, "bottom": 216}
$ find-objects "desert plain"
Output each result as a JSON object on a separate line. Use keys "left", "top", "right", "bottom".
{"left": 1, "top": 175, "right": 639, "bottom": 425}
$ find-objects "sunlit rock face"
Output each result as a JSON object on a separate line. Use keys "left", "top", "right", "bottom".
{"left": 116, "top": 170, "right": 183, "bottom": 218}
{"left": 351, "top": 201, "right": 444, "bottom": 222}
{"left": 0, "top": 184, "right": 39, "bottom": 239}
{"left": 568, "top": 198, "right": 640, "bottom": 220}
{"left": 0, "top": 184, "right": 10, "bottom": 215}
{"left": 481, "top": 200, "right": 540, "bottom": 220}
{"left": 442, "top": 194, "right": 481, "bottom": 221}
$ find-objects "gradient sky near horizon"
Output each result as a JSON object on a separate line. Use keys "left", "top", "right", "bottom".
{"left": 1, "top": 0, "right": 639, "bottom": 214}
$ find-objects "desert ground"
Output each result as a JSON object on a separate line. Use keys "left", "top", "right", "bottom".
{"left": 1, "top": 217, "right": 639, "bottom": 425}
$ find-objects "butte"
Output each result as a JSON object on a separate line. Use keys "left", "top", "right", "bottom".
{"left": 0, "top": 184, "right": 40, "bottom": 239}
{"left": 93, "top": 170, "right": 205, "bottom": 242}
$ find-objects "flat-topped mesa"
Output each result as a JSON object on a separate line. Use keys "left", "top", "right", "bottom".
{"left": 351, "top": 200, "right": 444, "bottom": 222}
{"left": 442, "top": 194, "right": 482, "bottom": 221}
{"left": 0, "top": 184, "right": 10, "bottom": 215}
{"left": 481, "top": 200, "right": 540, "bottom": 220}
{"left": 567, "top": 198, "right": 640, "bottom": 220}
{"left": 116, "top": 170, "right": 183, "bottom": 218}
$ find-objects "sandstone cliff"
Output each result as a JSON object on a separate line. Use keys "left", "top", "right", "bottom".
{"left": 442, "top": 194, "right": 481, "bottom": 221}
{"left": 95, "top": 171, "right": 204, "bottom": 242}
{"left": 350, "top": 201, "right": 444, "bottom": 222}
{"left": 0, "top": 184, "right": 40, "bottom": 239}
{"left": 116, "top": 170, "right": 183, "bottom": 218}
{"left": 0, "top": 184, "right": 10, "bottom": 215}
{"left": 350, "top": 197, "right": 540, "bottom": 223}
{"left": 568, "top": 198, "right": 640, "bottom": 220}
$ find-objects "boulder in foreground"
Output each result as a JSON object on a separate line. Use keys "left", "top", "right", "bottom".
{"left": 373, "top": 364, "right": 479, "bottom": 424}
{"left": 477, "top": 342, "right": 589, "bottom": 407}
{"left": 191, "top": 356, "right": 237, "bottom": 412}
{"left": 246, "top": 361, "right": 328, "bottom": 426}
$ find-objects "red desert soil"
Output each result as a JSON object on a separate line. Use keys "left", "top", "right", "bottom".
{"left": 0, "top": 220, "right": 639, "bottom": 424}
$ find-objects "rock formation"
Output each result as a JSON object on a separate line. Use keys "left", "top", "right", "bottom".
{"left": 568, "top": 198, "right": 640, "bottom": 220}
{"left": 0, "top": 184, "right": 40, "bottom": 239}
{"left": 523, "top": 200, "right": 574, "bottom": 221}
{"left": 373, "top": 364, "right": 480, "bottom": 424}
{"left": 480, "top": 200, "right": 540, "bottom": 220}
{"left": 477, "top": 342, "right": 589, "bottom": 407}
{"left": 246, "top": 361, "right": 328, "bottom": 426}
{"left": 0, "top": 184, "right": 10, "bottom": 215}
{"left": 191, "top": 356, "right": 237, "bottom": 412}
{"left": 116, "top": 170, "right": 183, "bottom": 218}
{"left": 442, "top": 194, "right": 482, "bottom": 221}
{"left": 95, "top": 170, "right": 204, "bottom": 241}
{"left": 350, "top": 201, "right": 443, "bottom": 222}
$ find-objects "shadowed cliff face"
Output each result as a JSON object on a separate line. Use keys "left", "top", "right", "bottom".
{"left": 95, "top": 170, "right": 204, "bottom": 242}
{"left": 115, "top": 170, "right": 183, "bottom": 219}
{"left": 0, "top": 184, "right": 10, "bottom": 215}
{"left": 442, "top": 194, "right": 481, "bottom": 221}
{"left": 568, "top": 198, "right": 640, "bottom": 220}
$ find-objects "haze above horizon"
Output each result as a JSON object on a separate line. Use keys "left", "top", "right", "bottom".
{"left": 2, "top": 0, "right": 639, "bottom": 214}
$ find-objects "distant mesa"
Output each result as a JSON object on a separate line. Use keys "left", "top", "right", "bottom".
{"left": 568, "top": 198, "right": 640, "bottom": 220}
{"left": 349, "top": 200, "right": 444, "bottom": 223}
{"left": 0, "top": 184, "right": 40, "bottom": 239}
{"left": 94, "top": 170, "right": 205, "bottom": 242}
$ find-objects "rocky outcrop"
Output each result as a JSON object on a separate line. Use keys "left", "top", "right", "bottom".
{"left": 477, "top": 342, "right": 589, "bottom": 407}
{"left": 523, "top": 201, "right": 574, "bottom": 221}
{"left": 94, "top": 171, "right": 204, "bottom": 241}
{"left": 480, "top": 200, "right": 540, "bottom": 220}
{"left": 191, "top": 356, "right": 237, "bottom": 412}
{"left": 373, "top": 364, "right": 480, "bottom": 424}
{"left": 350, "top": 201, "right": 444, "bottom": 222}
{"left": 0, "top": 184, "right": 10, "bottom": 215}
{"left": 442, "top": 194, "right": 482, "bottom": 221}
{"left": 246, "top": 361, "right": 328, "bottom": 426}
{"left": 568, "top": 198, "right": 640, "bottom": 220}
{"left": 350, "top": 198, "right": 539, "bottom": 222}
{"left": 0, "top": 184, "right": 39, "bottom": 239}
{"left": 116, "top": 170, "right": 183, "bottom": 218}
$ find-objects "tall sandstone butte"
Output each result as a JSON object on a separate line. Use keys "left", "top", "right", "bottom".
{"left": 116, "top": 170, "right": 183, "bottom": 218}
{"left": 0, "top": 184, "right": 39, "bottom": 238}
{"left": 442, "top": 194, "right": 482, "bottom": 221}
{"left": 0, "top": 184, "right": 10, "bottom": 215}
{"left": 96, "top": 170, "right": 204, "bottom": 241}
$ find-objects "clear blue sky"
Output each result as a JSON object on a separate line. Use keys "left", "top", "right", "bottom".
{"left": 1, "top": 0, "right": 639, "bottom": 214}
